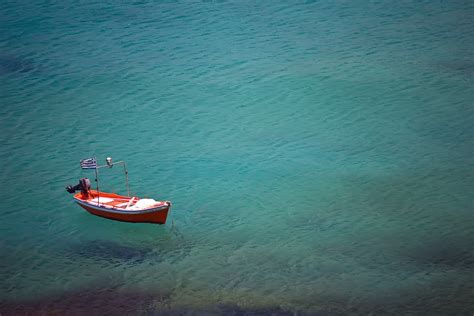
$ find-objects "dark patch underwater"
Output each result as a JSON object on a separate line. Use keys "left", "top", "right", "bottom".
{"left": 0, "top": 55, "right": 35, "bottom": 75}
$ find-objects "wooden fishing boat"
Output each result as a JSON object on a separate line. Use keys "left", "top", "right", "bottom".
{"left": 66, "top": 157, "right": 171, "bottom": 224}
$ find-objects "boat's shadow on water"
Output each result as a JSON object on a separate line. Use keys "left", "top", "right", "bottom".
{"left": 67, "top": 239, "right": 153, "bottom": 264}
{"left": 64, "top": 230, "right": 192, "bottom": 265}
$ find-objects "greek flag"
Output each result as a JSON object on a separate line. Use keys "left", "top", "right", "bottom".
{"left": 80, "top": 157, "right": 97, "bottom": 169}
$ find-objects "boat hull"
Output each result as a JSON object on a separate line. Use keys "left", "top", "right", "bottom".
{"left": 73, "top": 190, "right": 171, "bottom": 224}
{"left": 76, "top": 202, "right": 170, "bottom": 224}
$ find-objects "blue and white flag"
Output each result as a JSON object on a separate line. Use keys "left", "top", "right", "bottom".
{"left": 80, "top": 157, "right": 97, "bottom": 169}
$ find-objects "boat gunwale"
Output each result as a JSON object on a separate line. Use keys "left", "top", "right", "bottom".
{"left": 74, "top": 198, "right": 170, "bottom": 215}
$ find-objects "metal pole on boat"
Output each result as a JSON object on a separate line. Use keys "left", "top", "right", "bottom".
{"left": 123, "top": 162, "right": 130, "bottom": 197}
{"left": 95, "top": 161, "right": 100, "bottom": 203}
{"left": 93, "top": 157, "right": 130, "bottom": 197}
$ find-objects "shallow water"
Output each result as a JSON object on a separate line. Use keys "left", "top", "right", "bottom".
{"left": 0, "top": 1, "right": 473, "bottom": 314}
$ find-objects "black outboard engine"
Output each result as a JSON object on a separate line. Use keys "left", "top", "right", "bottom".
{"left": 66, "top": 178, "right": 91, "bottom": 195}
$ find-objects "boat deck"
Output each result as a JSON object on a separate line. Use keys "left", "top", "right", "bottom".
{"left": 76, "top": 191, "right": 167, "bottom": 211}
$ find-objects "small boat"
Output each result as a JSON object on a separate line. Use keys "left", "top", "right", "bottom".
{"left": 66, "top": 157, "right": 171, "bottom": 224}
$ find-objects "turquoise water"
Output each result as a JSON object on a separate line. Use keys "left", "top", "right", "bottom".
{"left": 1, "top": 1, "right": 473, "bottom": 314}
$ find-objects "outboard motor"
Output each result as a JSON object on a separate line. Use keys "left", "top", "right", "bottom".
{"left": 66, "top": 178, "right": 91, "bottom": 196}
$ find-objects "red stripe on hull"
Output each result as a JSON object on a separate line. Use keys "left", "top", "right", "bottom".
{"left": 77, "top": 203, "right": 170, "bottom": 224}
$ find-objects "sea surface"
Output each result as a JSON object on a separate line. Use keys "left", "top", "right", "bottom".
{"left": 0, "top": 1, "right": 473, "bottom": 315}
